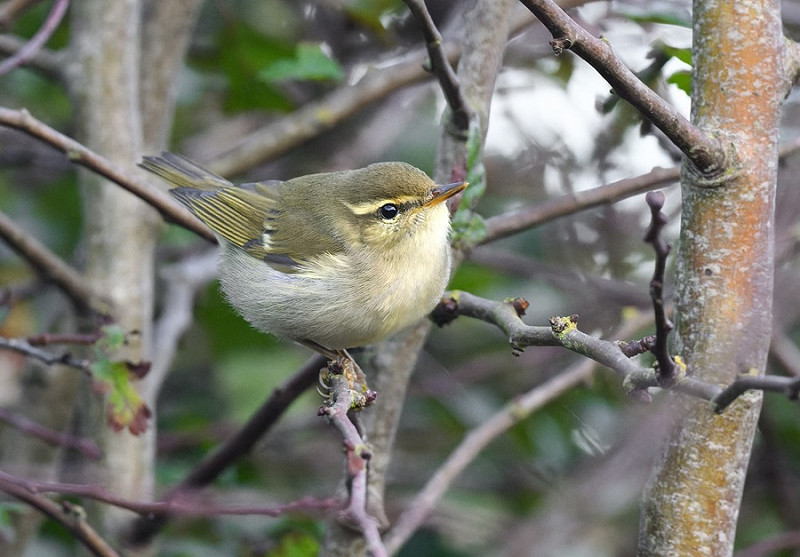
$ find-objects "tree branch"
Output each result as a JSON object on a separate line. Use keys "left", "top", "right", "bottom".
{"left": 402, "top": 0, "right": 471, "bottom": 135}
{"left": 0, "top": 407, "right": 101, "bottom": 459}
{"left": 125, "top": 355, "right": 323, "bottom": 546}
{"left": 518, "top": 0, "right": 729, "bottom": 176}
{"left": 0, "top": 334, "right": 92, "bottom": 372}
{"left": 0, "top": 470, "right": 341, "bottom": 518}
{"left": 0, "top": 209, "right": 110, "bottom": 315}
{"left": 0, "top": 0, "right": 68, "bottom": 76}
{"left": 0, "top": 473, "right": 120, "bottom": 557}
{"left": 0, "top": 107, "right": 215, "bottom": 243}
{"left": 643, "top": 191, "right": 677, "bottom": 384}
{"left": 319, "top": 361, "right": 386, "bottom": 557}
{"left": 482, "top": 165, "right": 680, "bottom": 244}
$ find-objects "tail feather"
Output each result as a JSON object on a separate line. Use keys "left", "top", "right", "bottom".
{"left": 139, "top": 152, "right": 232, "bottom": 191}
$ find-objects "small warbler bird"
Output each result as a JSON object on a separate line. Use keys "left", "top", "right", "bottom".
{"left": 141, "top": 152, "right": 466, "bottom": 362}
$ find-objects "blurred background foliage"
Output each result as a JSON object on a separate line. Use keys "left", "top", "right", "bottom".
{"left": 2, "top": 0, "right": 800, "bottom": 555}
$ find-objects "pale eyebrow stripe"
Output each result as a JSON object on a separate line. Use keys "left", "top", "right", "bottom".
{"left": 342, "top": 195, "right": 421, "bottom": 215}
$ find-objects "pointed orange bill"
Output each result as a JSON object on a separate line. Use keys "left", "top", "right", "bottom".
{"left": 422, "top": 181, "right": 468, "bottom": 209}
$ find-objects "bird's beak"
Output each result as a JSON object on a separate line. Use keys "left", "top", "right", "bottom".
{"left": 422, "top": 180, "right": 468, "bottom": 209}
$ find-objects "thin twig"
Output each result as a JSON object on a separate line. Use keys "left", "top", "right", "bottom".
{"left": 0, "top": 0, "right": 68, "bottom": 75}
{"left": 126, "top": 355, "right": 323, "bottom": 546}
{"left": 402, "top": 0, "right": 471, "bottom": 134}
{"left": 0, "top": 209, "right": 110, "bottom": 315}
{"left": 0, "top": 470, "right": 342, "bottom": 518}
{"left": 0, "top": 107, "right": 215, "bottom": 243}
{"left": 518, "top": 0, "right": 728, "bottom": 176}
{"left": 643, "top": 191, "right": 677, "bottom": 384}
{"left": 0, "top": 407, "right": 101, "bottom": 459}
{"left": 481, "top": 165, "right": 680, "bottom": 244}
{"left": 385, "top": 357, "right": 595, "bottom": 554}
{"left": 0, "top": 474, "right": 120, "bottom": 557}
{"left": 433, "top": 290, "right": 723, "bottom": 402}
{"left": 713, "top": 375, "right": 800, "bottom": 413}
{"left": 319, "top": 361, "right": 386, "bottom": 557}
{"left": 0, "top": 334, "right": 92, "bottom": 372}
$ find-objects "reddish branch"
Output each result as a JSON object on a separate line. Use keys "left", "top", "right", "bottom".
{"left": 318, "top": 359, "right": 386, "bottom": 556}
{"left": 0, "top": 407, "right": 101, "bottom": 459}
{"left": 126, "top": 355, "right": 323, "bottom": 546}
{"left": 0, "top": 472, "right": 120, "bottom": 557}
{"left": 518, "top": 0, "right": 728, "bottom": 176}
{"left": 0, "top": 470, "right": 342, "bottom": 518}
{"left": 643, "top": 191, "right": 678, "bottom": 384}
{"left": 0, "top": 0, "right": 68, "bottom": 75}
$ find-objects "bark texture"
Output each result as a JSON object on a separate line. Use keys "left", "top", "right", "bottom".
{"left": 639, "top": 0, "right": 783, "bottom": 554}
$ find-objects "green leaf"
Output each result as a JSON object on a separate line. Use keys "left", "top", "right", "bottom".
{"left": 624, "top": 12, "right": 691, "bottom": 28}
{"left": 90, "top": 325, "right": 151, "bottom": 435}
{"left": 660, "top": 45, "right": 692, "bottom": 66}
{"left": 668, "top": 70, "right": 692, "bottom": 95}
{"left": 259, "top": 43, "right": 344, "bottom": 83}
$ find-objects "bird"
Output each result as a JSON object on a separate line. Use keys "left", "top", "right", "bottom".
{"left": 141, "top": 152, "right": 466, "bottom": 374}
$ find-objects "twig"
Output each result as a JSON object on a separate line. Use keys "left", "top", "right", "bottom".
{"left": 0, "top": 107, "right": 215, "bottom": 243}
{"left": 318, "top": 362, "right": 386, "bottom": 557}
{"left": 0, "top": 0, "right": 68, "bottom": 75}
{"left": 0, "top": 473, "right": 120, "bottom": 557}
{"left": 482, "top": 134, "right": 800, "bottom": 246}
{"left": 481, "top": 165, "right": 680, "bottom": 244}
{"left": 385, "top": 356, "right": 595, "bottom": 554}
{"left": 385, "top": 312, "right": 655, "bottom": 553}
{"left": 0, "top": 470, "right": 341, "bottom": 518}
{"left": 402, "top": 0, "right": 471, "bottom": 134}
{"left": 0, "top": 209, "right": 110, "bottom": 315}
{"left": 0, "top": 334, "right": 92, "bottom": 372}
{"left": 643, "top": 191, "right": 677, "bottom": 384}
{"left": 126, "top": 355, "right": 323, "bottom": 546}
{"left": 205, "top": 16, "right": 538, "bottom": 176}
{"left": 433, "top": 291, "right": 723, "bottom": 402}
{"left": 713, "top": 374, "right": 800, "bottom": 413}
{"left": 518, "top": 0, "right": 728, "bottom": 176}
{"left": 0, "top": 407, "right": 101, "bottom": 459}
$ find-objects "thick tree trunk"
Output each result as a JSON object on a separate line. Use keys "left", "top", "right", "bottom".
{"left": 639, "top": 0, "right": 783, "bottom": 554}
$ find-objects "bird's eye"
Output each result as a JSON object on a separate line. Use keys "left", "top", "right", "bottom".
{"left": 379, "top": 203, "right": 399, "bottom": 220}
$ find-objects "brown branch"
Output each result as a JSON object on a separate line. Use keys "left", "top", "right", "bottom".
{"left": 0, "top": 470, "right": 341, "bottom": 518}
{"left": 518, "top": 0, "right": 728, "bottom": 176}
{"left": 0, "top": 473, "right": 120, "bottom": 557}
{"left": 0, "top": 407, "right": 101, "bottom": 459}
{"left": 125, "top": 355, "right": 323, "bottom": 547}
{"left": 433, "top": 290, "right": 723, "bottom": 402}
{"left": 482, "top": 135, "right": 800, "bottom": 246}
{"left": 0, "top": 334, "right": 92, "bottom": 372}
{"left": 0, "top": 209, "right": 110, "bottom": 314}
{"left": 386, "top": 356, "right": 596, "bottom": 554}
{"left": 481, "top": 165, "right": 680, "bottom": 244}
{"left": 0, "top": 0, "right": 68, "bottom": 75}
{"left": 0, "top": 107, "right": 216, "bottom": 243}
{"left": 205, "top": 16, "right": 538, "bottom": 176}
{"left": 643, "top": 191, "right": 677, "bottom": 384}
{"left": 318, "top": 362, "right": 386, "bottom": 557}
{"left": 713, "top": 374, "right": 800, "bottom": 413}
{"left": 402, "top": 0, "right": 471, "bottom": 135}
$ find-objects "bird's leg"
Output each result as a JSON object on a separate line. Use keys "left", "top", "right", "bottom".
{"left": 298, "top": 341, "right": 374, "bottom": 407}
